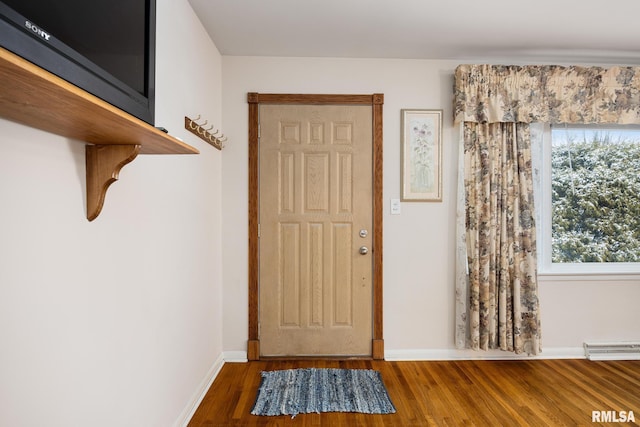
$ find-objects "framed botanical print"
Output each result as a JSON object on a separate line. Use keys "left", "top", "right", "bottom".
{"left": 400, "top": 109, "right": 443, "bottom": 202}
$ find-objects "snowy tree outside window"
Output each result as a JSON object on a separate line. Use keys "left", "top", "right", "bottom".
{"left": 551, "top": 126, "right": 640, "bottom": 263}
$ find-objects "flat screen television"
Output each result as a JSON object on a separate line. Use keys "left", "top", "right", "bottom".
{"left": 0, "top": 0, "right": 156, "bottom": 125}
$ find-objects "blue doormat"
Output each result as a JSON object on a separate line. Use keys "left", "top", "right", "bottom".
{"left": 250, "top": 368, "right": 396, "bottom": 418}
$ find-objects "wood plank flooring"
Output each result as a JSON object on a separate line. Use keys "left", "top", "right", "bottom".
{"left": 188, "top": 359, "right": 640, "bottom": 426}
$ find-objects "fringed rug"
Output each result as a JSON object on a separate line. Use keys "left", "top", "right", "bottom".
{"left": 250, "top": 368, "right": 396, "bottom": 418}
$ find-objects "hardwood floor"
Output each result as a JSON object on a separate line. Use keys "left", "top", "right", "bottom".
{"left": 188, "top": 359, "right": 640, "bottom": 426}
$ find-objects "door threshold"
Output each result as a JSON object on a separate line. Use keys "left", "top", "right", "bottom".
{"left": 257, "top": 355, "right": 373, "bottom": 361}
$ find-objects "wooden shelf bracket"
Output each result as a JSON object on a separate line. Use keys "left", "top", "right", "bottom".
{"left": 86, "top": 144, "right": 140, "bottom": 221}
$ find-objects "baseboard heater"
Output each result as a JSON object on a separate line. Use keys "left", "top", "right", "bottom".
{"left": 584, "top": 342, "right": 640, "bottom": 361}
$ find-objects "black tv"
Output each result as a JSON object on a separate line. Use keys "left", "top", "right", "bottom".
{"left": 0, "top": 0, "right": 156, "bottom": 125}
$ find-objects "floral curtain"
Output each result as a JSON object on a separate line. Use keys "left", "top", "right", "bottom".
{"left": 454, "top": 64, "right": 640, "bottom": 354}
{"left": 454, "top": 64, "right": 640, "bottom": 125}
{"left": 459, "top": 122, "right": 540, "bottom": 354}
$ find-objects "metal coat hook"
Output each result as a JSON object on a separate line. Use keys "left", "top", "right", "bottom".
{"left": 184, "top": 115, "right": 227, "bottom": 151}
{"left": 188, "top": 115, "right": 200, "bottom": 130}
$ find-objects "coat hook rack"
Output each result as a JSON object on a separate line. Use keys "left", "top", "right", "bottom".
{"left": 184, "top": 115, "right": 227, "bottom": 150}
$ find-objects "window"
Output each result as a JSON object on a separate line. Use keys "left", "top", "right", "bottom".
{"left": 534, "top": 124, "right": 640, "bottom": 275}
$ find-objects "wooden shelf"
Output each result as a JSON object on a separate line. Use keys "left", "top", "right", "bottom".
{"left": 0, "top": 47, "right": 199, "bottom": 220}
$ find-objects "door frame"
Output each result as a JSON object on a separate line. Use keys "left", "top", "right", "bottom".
{"left": 247, "top": 93, "right": 384, "bottom": 360}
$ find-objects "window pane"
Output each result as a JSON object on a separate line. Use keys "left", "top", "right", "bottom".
{"left": 551, "top": 126, "right": 640, "bottom": 263}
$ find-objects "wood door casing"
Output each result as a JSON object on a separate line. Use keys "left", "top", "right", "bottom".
{"left": 248, "top": 93, "right": 384, "bottom": 360}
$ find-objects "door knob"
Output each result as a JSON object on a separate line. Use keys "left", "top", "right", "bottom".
{"left": 359, "top": 246, "right": 369, "bottom": 255}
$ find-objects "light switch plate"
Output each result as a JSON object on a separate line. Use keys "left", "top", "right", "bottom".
{"left": 390, "top": 198, "right": 401, "bottom": 215}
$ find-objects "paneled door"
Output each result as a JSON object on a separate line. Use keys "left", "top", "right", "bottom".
{"left": 258, "top": 104, "right": 373, "bottom": 356}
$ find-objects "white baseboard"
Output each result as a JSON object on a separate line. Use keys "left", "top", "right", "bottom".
{"left": 384, "top": 347, "right": 585, "bottom": 361}
{"left": 175, "top": 351, "right": 248, "bottom": 427}
{"left": 174, "top": 352, "right": 225, "bottom": 427}
{"left": 223, "top": 351, "right": 248, "bottom": 362}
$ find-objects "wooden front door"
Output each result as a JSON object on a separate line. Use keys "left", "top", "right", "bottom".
{"left": 247, "top": 93, "right": 384, "bottom": 360}
{"left": 259, "top": 104, "right": 372, "bottom": 357}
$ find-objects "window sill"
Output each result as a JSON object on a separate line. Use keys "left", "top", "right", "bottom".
{"left": 538, "top": 271, "right": 640, "bottom": 282}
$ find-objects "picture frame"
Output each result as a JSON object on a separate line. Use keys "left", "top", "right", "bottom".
{"left": 400, "top": 109, "right": 443, "bottom": 202}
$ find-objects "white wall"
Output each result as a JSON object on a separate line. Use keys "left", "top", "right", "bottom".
{"left": 220, "top": 56, "right": 640, "bottom": 359}
{"left": 0, "top": 1, "right": 223, "bottom": 426}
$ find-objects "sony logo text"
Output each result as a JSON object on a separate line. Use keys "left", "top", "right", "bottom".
{"left": 592, "top": 411, "right": 635, "bottom": 423}
{"left": 25, "top": 21, "right": 51, "bottom": 41}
